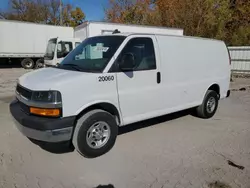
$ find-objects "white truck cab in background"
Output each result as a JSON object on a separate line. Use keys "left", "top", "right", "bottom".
{"left": 10, "top": 32, "right": 231, "bottom": 158}
{"left": 44, "top": 37, "right": 81, "bottom": 67}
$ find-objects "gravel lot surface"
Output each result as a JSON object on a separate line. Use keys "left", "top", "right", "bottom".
{"left": 0, "top": 68, "right": 250, "bottom": 188}
{"left": 0, "top": 68, "right": 30, "bottom": 99}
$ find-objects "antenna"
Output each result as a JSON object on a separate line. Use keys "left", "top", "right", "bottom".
{"left": 112, "top": 29, "right": 120, "bottom": 34}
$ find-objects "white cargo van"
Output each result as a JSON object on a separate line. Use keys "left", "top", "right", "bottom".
{"left": 10, "top": 33, "right": 231, "bottom": 158}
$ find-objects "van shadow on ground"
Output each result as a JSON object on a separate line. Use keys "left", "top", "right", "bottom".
{"left": 94, "top": 184, "right": 115, "bottom": 188}
{"left": 29, "top": 108, "right": 194, "bottom": 154}
{"left": 118, "top": 108, "right": 192, "bottom": 135}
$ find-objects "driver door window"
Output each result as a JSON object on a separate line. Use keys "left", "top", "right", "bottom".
{"left": 117, "top": 38, "right": 156, "bottom": 71}
{"left": 57, "top": 41, "right": 73, "bottom": 58}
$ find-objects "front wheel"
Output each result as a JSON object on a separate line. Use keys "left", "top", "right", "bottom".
{"left": 196, "top": 90, "right": 219, "bottom": 119}
{"left": 72, "top": 109, "right": 118, "bottom": 158}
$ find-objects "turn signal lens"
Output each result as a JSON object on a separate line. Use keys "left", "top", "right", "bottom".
{"left": 30, "top": 107, "right": 60, "bottom": 117}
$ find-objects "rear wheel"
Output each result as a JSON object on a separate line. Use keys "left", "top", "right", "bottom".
{"left": 21, "top": 58, "right": 34, "bottom": 69}
{"left": 72, "top": 109, "right": 118, "bottom": 158}
{"left": 196, "top": 90, "right": 219, "bottom": 119}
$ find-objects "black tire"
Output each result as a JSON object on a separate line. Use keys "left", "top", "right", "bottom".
{"left": 35, "top": 59, "right": 44, "bottom": 69}
{"left": 72, "top": 109, "right": 118, "bottom": 158}
{"left": 21, "top": 58, "right": 34, "bottom": 69}
{"left": 196, "top": 90, "right": 219, "bottom": 119}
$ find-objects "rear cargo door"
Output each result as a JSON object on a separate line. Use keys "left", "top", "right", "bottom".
{"left": 114, "top": 35, "right": 163, "bottom": 125}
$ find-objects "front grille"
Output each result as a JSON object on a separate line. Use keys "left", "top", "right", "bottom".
{"left": 16, "top": 85, "right": 32, "bottom": 100}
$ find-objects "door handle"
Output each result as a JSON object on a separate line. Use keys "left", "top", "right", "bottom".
{"left": 157, "top": 72, "right": 161, "bottom": 84}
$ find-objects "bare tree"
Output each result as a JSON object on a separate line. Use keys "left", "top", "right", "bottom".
{"left": 3, "top": 0, "right": 85, "bottom": 27}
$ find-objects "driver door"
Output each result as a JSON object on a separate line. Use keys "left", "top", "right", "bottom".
{"left": 115, "top": 36, "right": 163, "bottom": 125}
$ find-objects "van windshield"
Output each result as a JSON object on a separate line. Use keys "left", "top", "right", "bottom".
{"left": 44, "top": 38, "right": 57, "bottom": 60}
{"left": 59, "top": 36, "right": 126, "bottom": 72}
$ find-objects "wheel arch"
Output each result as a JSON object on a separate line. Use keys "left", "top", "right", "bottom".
{"left": 203, "top": 83, "right": 220, "bottom": 100}
{"left": 76, "top": 101, "right": 122, "bottom": 126}
{"left": 208, "top": 84, "right": 220, "bottom": 95}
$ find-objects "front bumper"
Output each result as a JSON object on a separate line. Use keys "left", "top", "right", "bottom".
{"left": 10, "top": 100, "right": 76, "bottom": 143}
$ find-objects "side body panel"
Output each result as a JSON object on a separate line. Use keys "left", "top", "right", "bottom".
{"left": 155, "top": 35, "right": 230, "bottom": 111}
{"left": 59, "top": 73, "right": 119, "bottom": 119}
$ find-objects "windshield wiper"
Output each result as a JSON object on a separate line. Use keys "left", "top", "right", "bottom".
{"left": 60, "top": 64, "right": 83, "bottom": 71}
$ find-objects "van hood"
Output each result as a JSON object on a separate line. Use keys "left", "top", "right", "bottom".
{"left": 18, "top": 68, "right": 91, "bottom": 90}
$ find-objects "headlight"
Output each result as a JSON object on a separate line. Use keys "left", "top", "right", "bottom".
{"left": 31, "top": 91, "right": 62, "bottom": 103}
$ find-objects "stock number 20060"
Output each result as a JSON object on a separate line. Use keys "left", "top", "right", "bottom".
{"left": 98, "top": 76, "right": 115, "bottom": 82}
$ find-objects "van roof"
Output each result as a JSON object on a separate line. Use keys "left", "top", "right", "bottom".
{"left": 75, "top": 21, "right": 183, "bottom": 32}
{"left": 101, "top": 32, "right": 178, "bottom": 37}
{"left": 97, "top": 32, "right": 224, "bottom": 43}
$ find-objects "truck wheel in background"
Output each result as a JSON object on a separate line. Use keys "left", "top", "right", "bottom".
{"left": 35, "top": 59, "right": 44, "bottom": 69}
{"left": 196, "top": 90, "right": 219, "bottom": 119}
{"left": 21, "top": 58, "right": 34, "bottom": 69}
{"left": 72, "top": 109, "right": 118, "bottom": 158}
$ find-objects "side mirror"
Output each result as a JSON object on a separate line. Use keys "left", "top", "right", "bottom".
{"left": 119, "top": 53, "right": 136, "bottom": 71}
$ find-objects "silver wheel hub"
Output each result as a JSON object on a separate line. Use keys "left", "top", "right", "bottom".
{"left": 86, "top": 121, "right": 111, "bottom": 149}
{"left": 207, "top": 97, "right": 216, "bottom": 113}
{"left": 26, "top": 62, "right": 32, "bottom": 67}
